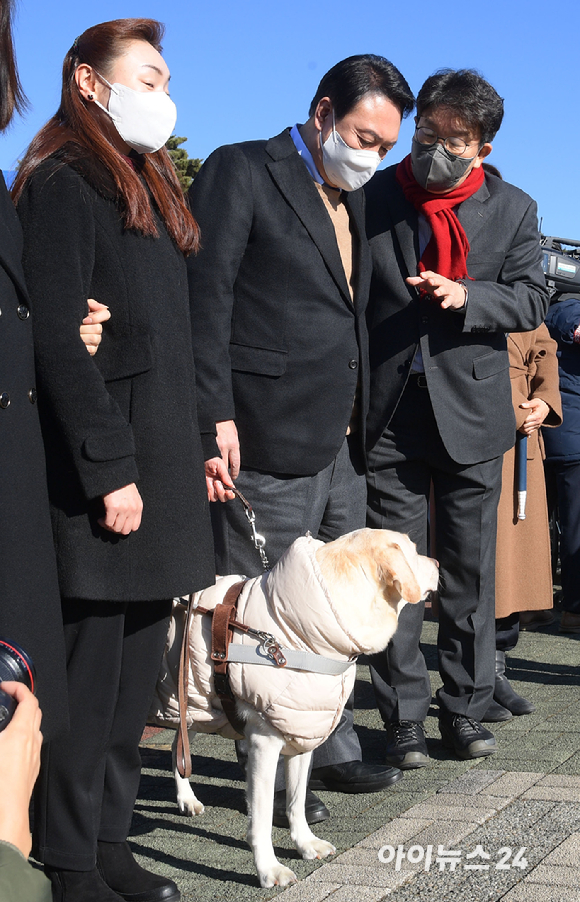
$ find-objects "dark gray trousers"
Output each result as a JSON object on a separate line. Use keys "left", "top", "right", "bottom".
{"left": 366, "top": 381, "right": 502, "bottom": 724}
{"left": 211, "top": 436, "right": 367, "bottom": 787}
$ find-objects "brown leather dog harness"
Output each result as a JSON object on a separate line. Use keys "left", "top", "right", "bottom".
{"left": 175, "top": 580, "right": 287, "bottom": 777}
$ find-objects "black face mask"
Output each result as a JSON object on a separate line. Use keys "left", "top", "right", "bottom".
{"left": 411, "top": 138, "right": 477, "bottom": 192}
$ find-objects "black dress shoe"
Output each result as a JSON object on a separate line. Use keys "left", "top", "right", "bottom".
{"left": 385, "top": 721, "right": 430, "bottom": 769}
{"left": 97, "top": 842, "right": 180, "bottom": 902}
{"left": 272, "top": 788, "right": 329, "bottom": 828}
{"left": 482, "top": 698, "right": 513, "bottom": 723}
{"left": 309, "top": 760, "right": 403, "bottom": 793}
{"left": 45, "top": 867, "right": 125, "bottom": 902}
{"left": 493, "top": 651, "right": 536, "bottom": 715}
{"left": 439, "top": 713, "right": 497, "bottom": 760}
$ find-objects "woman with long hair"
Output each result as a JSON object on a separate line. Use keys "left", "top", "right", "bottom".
{"left": 14, "top": 19, "right": 228, "bottom": 902}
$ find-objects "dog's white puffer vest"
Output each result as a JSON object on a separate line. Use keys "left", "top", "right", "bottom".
{"left": 150, "top": 535, "right": 367, "bottom": 754}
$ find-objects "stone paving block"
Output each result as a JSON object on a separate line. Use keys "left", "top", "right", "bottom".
{"left": 553, "top": 753, "right": 580, "bottom": 774}
{"left": 434, "top": 769, "right": 504, "bottom": 794}
{"left": 501, "top": 883, "right": 580, "bottom": 902}
{"left": 428, "top": 792, "right": 503, "bottom": 809}
{"left": 331, "top": 849, "right": 394, "bottom": 868}
{"left": 478, "top": 772, "right": 543, "bottom": 797}
{"left": 539, "top": 774, "right": 580, "bottom": 787}
{"left": 524, "top": 863, "right": 580, "bottom": 885}
{"left": 521, "top": 786, "right": 580, "bottom": 802}
{"left": 398, "top": 801, "right": 496, "bottom": 824}
{"left": 543, "top": 832, "right": 580, "bottom": 866}
{"left": 307, "top": 863, "right": 414, "bottom": 887}
{"left": 493, "top": 756, "right": 571, "bottom": 772}
{"left": 356, "top": 819, "right": 435, "bottom": 849}
{"left": 327, "top": 884, "right": 407, "bottom": 902}
{"left": 276, "top": 880, "right": 340, "bottom": 901}
{"left": 410, "top": 819, "right": 483, "bottom": 850}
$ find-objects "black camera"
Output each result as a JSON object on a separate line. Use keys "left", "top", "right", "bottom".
{"left": 0, "top": 638, "right": 36, "bottom": 732}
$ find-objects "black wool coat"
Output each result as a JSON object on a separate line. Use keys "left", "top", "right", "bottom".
{"left": 186, "top": 128, "right": 372, "bottom": 476}
{"left": 17, "top": 150, "right": 215, "bottom": 601}
{"left": 0, "top": 173, "right": 68, "bottom": 740}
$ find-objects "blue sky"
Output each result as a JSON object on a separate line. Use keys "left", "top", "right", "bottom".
{"left": 5, "top": 0, "right": 578, "bottom": 240}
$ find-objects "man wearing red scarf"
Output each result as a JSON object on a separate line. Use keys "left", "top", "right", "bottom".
{"left": 364, "top": 70, "right": 548, "bottom": 767}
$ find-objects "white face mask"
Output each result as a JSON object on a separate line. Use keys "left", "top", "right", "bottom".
{"left": 320, "top": 111, "right": 381, "bottom": 192}
{"left": 93, "top": 73, "right": 177, "bottom": 154}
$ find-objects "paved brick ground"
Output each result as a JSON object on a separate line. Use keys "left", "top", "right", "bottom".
{"left": 135, "top": 611, "right": 580, "bottom": 902}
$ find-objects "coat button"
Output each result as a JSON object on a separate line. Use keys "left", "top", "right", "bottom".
{"left": 28, "top": 388, "right": 37, "bottom": 404}
{"left": 348, "top": 359, "right": 358, "bottom": 370}
{"left": 422, "top": 316, "right": 428, "bottom": 324}
{"left": 0, "top": 392, "right": 10, "bottom": 409}
{"left": 17, "top": 304, "right": 30, "bottom": 320}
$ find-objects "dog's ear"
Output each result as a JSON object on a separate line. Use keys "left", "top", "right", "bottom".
{"left": 377, "top": 544, "right": 422, "bottom": 604}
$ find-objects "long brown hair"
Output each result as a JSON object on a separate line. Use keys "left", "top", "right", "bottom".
{"left": 12, "top": 18, "right": 199, "bottom": 255}
{"left": 0, "top": 0, "right": 27, "bottom": 130}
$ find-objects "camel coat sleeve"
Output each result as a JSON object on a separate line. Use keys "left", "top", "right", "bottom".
{"left": 495, "top": 325, "right": 563, "bottom": 618}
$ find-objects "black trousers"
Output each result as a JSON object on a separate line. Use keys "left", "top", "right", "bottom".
{"left": 366, "top": 381, "right": 502, "bottom": 723}
{"left": 33, "top": 598, "right": 171, "bottom": 870}
{"left": 546, "top": 459, "right": 580, "bottom": 614}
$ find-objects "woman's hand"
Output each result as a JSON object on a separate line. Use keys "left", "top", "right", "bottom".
{"left": 99, "top": 483, "right": 143, "bottom": 534}
{"left": 205, "top": 457, "right": 236, "bottom": 503}
{"left": 0, "top": 682, "right": 43, "bottom": 857}
{"left": 519, "top": 398, "right": 550, "bottom": 434}
{"left": 80, "top": 299, "right": 111, "bottom": 356}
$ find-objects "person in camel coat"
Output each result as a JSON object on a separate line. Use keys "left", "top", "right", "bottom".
{"left": 485, "top": 324, "right": 562, "bottom": 721}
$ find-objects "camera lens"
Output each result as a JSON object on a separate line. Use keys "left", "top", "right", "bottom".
{"left": 0, "top": 639, "right": 35, "bottom": 734}
{"left": 0, "top": 638, "right": 35, "bottom": 690}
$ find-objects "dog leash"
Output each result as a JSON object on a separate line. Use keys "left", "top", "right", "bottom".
{"left": 223, "top": 483, "right": 270, "bottom": 571}
{"left": 176, "top": 581, "right": 248, "bottom": 777}
{"left": 176, "top": 486, "right": 269, "bottom": 777}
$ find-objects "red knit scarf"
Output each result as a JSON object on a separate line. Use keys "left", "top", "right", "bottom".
{"left": 396, "top": 154, "right": 485, "bottom": 281}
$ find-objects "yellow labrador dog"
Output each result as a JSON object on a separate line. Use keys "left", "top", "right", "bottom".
{"left": 150, "top": 528, "right": 438, "bottom": 888}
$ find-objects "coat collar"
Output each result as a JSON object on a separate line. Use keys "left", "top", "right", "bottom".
{"left": 381, "top": 169, "right": 420, "bottom": 280}
{"left": 265, "top": 129, "right": 354, "bottom": 307}
{"left": 457, "top": 178, "right": 491, "bottom": 246}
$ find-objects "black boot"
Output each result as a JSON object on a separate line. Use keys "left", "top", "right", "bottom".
{"left": 97, "top": 841, "right": 180, "bottom": 902}
{"left": 482, "top": 698, "right": 512, "bottom": 723}
{"left": 493, "top": 650, "right": 535, "bottom": 715}
{"left": 45, "top": 867, "right": 124, "bottom": 902}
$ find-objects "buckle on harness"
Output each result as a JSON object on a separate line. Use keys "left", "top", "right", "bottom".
{"left": 248, "top": 629, "right": 287, "bottom": 667}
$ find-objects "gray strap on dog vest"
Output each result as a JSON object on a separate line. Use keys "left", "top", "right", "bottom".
{"left": 226, "top": 642, "right": 356, "bottom": 675}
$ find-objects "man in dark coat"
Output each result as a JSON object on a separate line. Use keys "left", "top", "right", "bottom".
{"left": 187, "top": 55, "right": 414, "bottom": 812}
{"left": 364, "top": 69, "right": 549, "bottom": 767}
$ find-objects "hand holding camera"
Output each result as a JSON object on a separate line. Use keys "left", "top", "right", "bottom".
{"left": 0, "top": 681, "right": 42, "bottom": 857}
{"left": 0, "top": 640, "right": 41, "bottom": 858}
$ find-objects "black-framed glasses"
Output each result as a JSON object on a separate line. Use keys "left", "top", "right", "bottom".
{"left": 414, "top": 125, "right": 479, "bottom": 157}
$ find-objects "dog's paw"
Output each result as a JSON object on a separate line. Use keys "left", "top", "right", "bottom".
{"left": 177, "top": 796, "right": 205, "bottom": 817}
{"left": 299, "top": 838, "right": 336, "bottom": 861}
{"left": 259, "top": 864, "right": 298, "bottom": 888}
